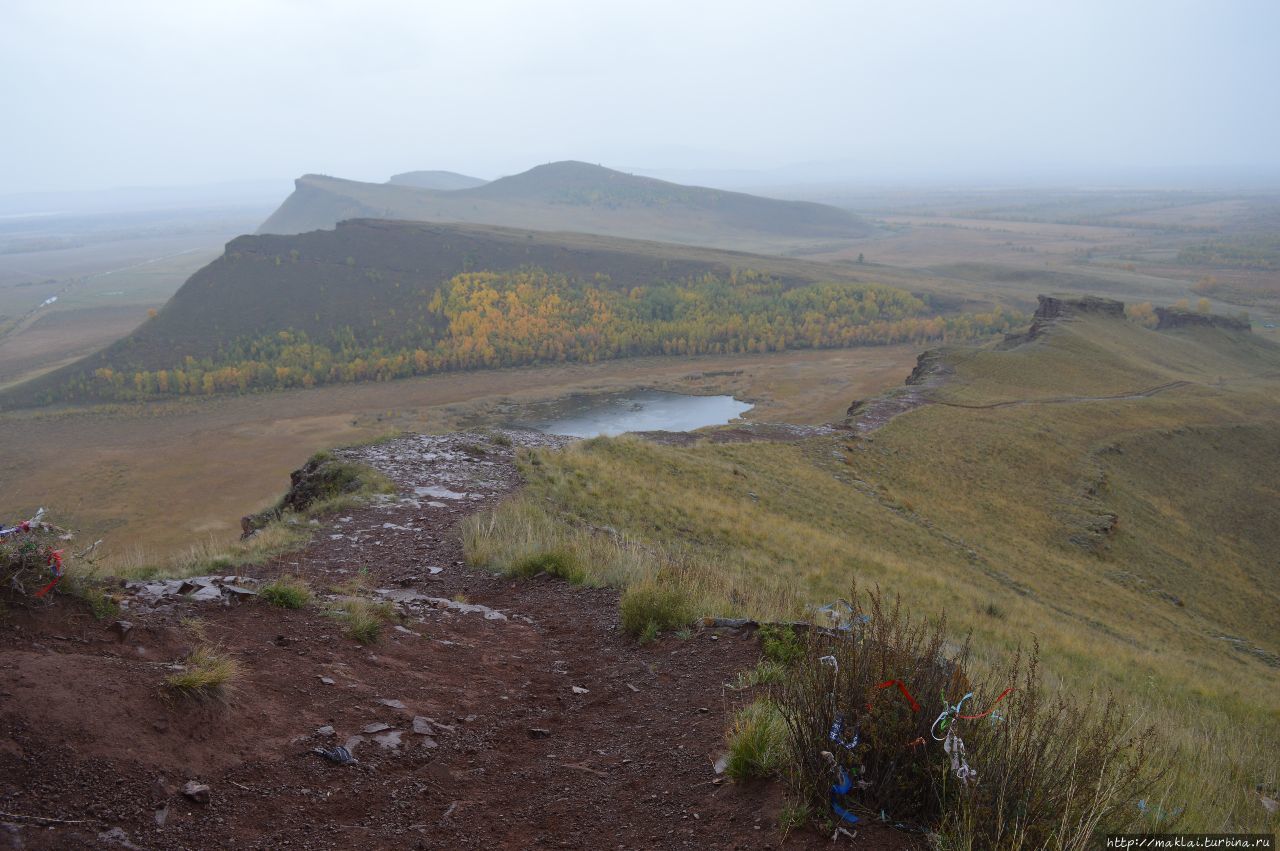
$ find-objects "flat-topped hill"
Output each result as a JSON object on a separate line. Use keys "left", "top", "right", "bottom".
{"left": 258, "top": 161, "right": 873, "bottom": 250}
{"left": 2, "top": 220, "right": 1017, "bottom": 408}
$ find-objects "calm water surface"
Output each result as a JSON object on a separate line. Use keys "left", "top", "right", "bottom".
{"left": 525, "top": 391, "right": 752, "bottom": 438}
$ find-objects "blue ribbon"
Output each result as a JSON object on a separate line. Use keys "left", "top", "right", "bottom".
{"left": 827, "top": 717, "right": 861, "bottom": 824}
{"left": 830, "top": 766, "right": 860, "bottom": 825}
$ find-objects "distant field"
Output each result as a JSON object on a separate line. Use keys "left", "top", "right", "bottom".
{"left": 0, "top": 205, "right": 267, "bottom": 385}
{"left": 0, "top": 345, "right": 918, "bottom": 564}
{"left": 803, "top": 189, "right": 1280, "bottom": 326}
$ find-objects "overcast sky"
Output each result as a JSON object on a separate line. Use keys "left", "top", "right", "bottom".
{"left": 3, "top": 0, "right": 1279, "bottom": 194}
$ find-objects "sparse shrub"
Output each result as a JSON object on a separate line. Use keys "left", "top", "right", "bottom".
{"left": 0, "top": 514, "right": 67, "bottom": 600}
{"left": 759, "top": 624, "right": 804, "bottom": 666}
{"left": 776, "top": 588, "right": 1161, "bottom": 847}
{"left": 619, "top": 580, "right": 692, "bottom": 638}
{"left": 935, "top": 648, "right": 1160, "bottom": 850}
{"left": 725, "top": 699, "right": 787, "bottom": 780}
{"left": 779, "top": 589, "right": 956, "bottom": 820}
{"left": 260, "top": 575, "right": 311, "bottom": 609}
{"left": 165, "top": 645, "right": 243, "bottom": 700}
{"left": 486, "top": 431, "right": 513, "bottom": 447}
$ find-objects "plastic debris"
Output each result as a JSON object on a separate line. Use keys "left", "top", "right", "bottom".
{"left": 312, "top": 745, "right": 358, "bottom": 765}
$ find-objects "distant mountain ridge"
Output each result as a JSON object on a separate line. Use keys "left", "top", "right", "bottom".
{"left": 387, "top": 170, "right": 488, "bottom": 191}
{"left": 258, "top": 161, "right": 873, "bottom": 250}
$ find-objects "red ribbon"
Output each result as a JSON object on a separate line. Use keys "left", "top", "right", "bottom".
{"left": 957, "top": 687, "right": 1014, "bottom": 720}
{"left": 33, "top": 549, "right": 63, "bottom": 599}
{"left": 876, "top": 679, "right": 921, "bottom": 713}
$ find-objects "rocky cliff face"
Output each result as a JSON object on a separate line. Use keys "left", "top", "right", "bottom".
{"left": 1001, "top": 294, "right": 1127, "bottom": 347}
{"left": 1155, "top": 307, "right": 1251, "bottom": 332}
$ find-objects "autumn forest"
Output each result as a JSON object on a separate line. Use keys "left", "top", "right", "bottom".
{"left": 74, "top": 268, "right": 1021, "bottom": 400}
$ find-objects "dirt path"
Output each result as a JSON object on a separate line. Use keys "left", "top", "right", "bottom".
{"left": 0, "top": 430, "right": 914, "bottom": 850}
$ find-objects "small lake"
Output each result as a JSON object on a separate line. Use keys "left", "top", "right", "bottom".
{"left": 523, "top": 391, "right": 753, "bottom": 438}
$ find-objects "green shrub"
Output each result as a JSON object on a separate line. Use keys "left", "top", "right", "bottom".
{"left": 619, "top": 581, "right": 691, "bottom": 638}
{"left": 725, "top": 699, "right": 787, "bottom": 780}
{"left": 759, "top": 624, "right": 803, "bottom": 666}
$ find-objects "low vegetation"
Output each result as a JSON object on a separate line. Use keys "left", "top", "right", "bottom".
{"left": 112, "top": 521, "right": 310, "bottom": 581}
{"left": 771, "top": 589, "right": 1159, "bottom": 849}
{"left": 260, "top": 575, "right": 312, "bottom": 609}
{"left": 329, "top": 597, "right": 398, "bottom": 644}
{"left": 165, "top": 644, "right": 244, "bottom": 701}
{"left": 723, "top": 698, "right": 787, "bottom": 781}
{"left": 618, "top": 580, "right": 694, "bottom": 639}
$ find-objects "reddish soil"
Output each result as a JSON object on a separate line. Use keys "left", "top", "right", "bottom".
{"left": 0, "top": 431, "right": 917, "bottom": 850}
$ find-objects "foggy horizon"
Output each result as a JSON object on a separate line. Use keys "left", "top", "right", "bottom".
{"left": 4, "top": 0, "right": 1280, "bottom": 196}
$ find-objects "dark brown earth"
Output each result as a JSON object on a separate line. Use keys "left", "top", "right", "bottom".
{"left": 0, "top": 430, "right": 916, "bottom": 850}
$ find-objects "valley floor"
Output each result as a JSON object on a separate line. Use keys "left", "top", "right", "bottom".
{"left": 0, "top": 345, "right": 919, "bottom": 567}
{"left": 0, "top": 430, "right": 913, "bottom": 850}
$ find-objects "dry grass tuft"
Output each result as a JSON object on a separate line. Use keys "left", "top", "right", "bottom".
{"left": 330, "top": 597, "right": 397, "bottom": 644}
{"left": 165, "top": 645, "right": 244, "bottom": 701}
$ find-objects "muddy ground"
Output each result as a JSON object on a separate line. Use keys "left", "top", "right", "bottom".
{"left": 0, "top": 430, "right": 915, "bottom": 850}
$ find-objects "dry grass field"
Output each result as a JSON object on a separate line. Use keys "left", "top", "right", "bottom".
{"left": 0, "top": 345, "right": 918, "bottom": 566}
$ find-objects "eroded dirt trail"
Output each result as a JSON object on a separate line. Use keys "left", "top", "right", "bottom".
{"left": 0, "top": 431, "right": 912, "bottom": 850}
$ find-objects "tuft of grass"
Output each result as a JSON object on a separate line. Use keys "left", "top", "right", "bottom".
{"left": 79, "top": 585, "right": 121, "bottom": 620}
{"left": 260, "top": 575, "right": 311, "bottom": 609}
{"left": 778, "top": 800, "right": 812, "bottom": 837}
{"left": 165, "top": 645, "right": 244, "bottom": 700}
{"left": 331, "top": 597, "right": 397, "bottom": 644}
{"left": 483, "top": 430, "right": 513, "bottom": 447}
{"left": 724, "top": 699, "right": 787, "bottom": 781}
{"left": 619, "top": 580, "right": 693, "bottom": 639}
{"left": 509, "top": 549, "right": 585, "bottom": 583}
{"left": 728, "top": 659, "right": 787, "bottom": 690}
{"left": 637, "top": 620, "right": 660, "bottom": 645}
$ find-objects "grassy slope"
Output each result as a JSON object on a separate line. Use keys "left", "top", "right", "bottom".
{"left": 258, "top": 161, "right": 873, "bottom": 247}
{"left": 473, "top": 311, "right": 1280, "bottom": 830}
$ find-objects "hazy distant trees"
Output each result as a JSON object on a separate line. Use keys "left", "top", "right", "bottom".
{"left": 1126, "top": 301, "right": 1158, "bottom": 328}
{"left": 71, "top": 267, "right": 1022, "bottom": 401}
